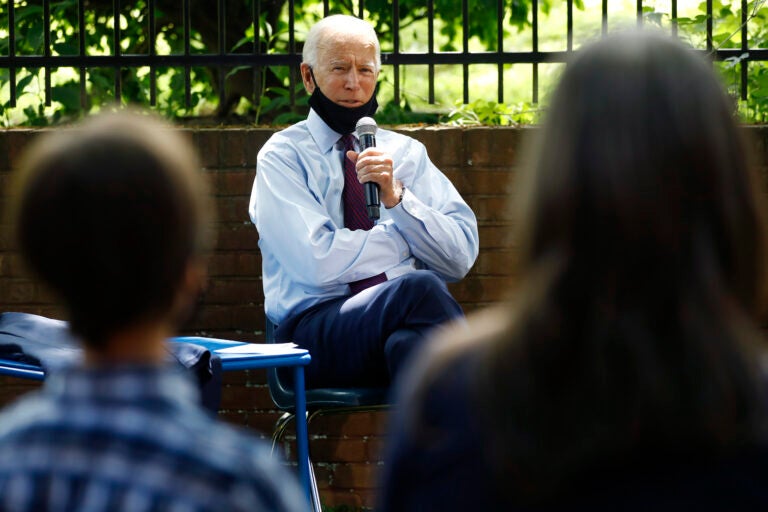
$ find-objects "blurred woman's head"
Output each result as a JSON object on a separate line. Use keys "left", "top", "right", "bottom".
{"left": 481, "top": 30, "right": 768, "bottom": 499}
{"left": 519, "top": 30, "right": 767, "bottom": 321}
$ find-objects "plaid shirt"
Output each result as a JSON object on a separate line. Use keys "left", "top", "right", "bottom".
{"left": 0, "top": 365, "right": 307, "bottom": 512}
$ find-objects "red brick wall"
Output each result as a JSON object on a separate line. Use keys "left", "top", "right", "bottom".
{"left": 3, "top": 124, "right": 768, "bottom": 508}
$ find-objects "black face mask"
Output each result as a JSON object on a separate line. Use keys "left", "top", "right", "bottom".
{"left": 307, "top": 68, "right": 378, "bottom": 135}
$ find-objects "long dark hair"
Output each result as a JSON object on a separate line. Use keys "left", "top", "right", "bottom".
{"left": 480, "top": 31, "right": 768, "bottom": 499}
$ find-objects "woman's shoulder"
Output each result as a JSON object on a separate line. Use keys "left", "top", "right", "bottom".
{"left": 397, "top": 306, "right": 511, "bottom": 419}
{"left": 380, "top": 308, "right": 510, "bottom": 511}
{"left": 422, "top": 306, "right": 510, "bottom": 371}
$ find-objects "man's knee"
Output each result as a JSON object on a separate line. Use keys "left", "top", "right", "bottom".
{"left": 402, "top": 270, "right": 447, "bottom": 290}
{"left": 397, "top": 271, "right": 462, "bottom": 318}
{"left": 398, "top": 270, "right": 449, "bottom": 298}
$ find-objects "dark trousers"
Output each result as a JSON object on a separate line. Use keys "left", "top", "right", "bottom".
{"left": 275, "top": 270, "right": 464, "bottom": 388}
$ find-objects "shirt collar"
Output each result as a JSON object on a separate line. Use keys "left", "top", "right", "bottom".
{"left": 307, "top": 108, "right": 357, "bottom": 154}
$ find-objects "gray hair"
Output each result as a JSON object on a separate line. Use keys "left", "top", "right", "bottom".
{"left": 302, "top": 15, "right": 381, "bottom": 71}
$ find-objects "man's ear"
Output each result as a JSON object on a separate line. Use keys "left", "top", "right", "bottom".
{"left": 300, "top": 63, "right": 315, "bottom": 94}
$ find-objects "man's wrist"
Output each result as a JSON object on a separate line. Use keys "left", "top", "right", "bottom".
{"left": 386, "top": 186, "right": 405, "bottom": 209}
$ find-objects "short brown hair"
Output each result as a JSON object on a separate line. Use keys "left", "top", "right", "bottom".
{"left": 9, "top": 110, "right": 213, "bottom": 347}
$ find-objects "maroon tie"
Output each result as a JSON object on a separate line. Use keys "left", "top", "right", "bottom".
{"left": 341, "top": 134, "right": 387, "bottom": 294}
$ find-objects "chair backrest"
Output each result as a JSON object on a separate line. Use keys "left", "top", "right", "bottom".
{"left": 264, "top": 318, "right": 389, "bottom": 411}
{"left": 264, "top": 320, "right": 299, "bottom": 410}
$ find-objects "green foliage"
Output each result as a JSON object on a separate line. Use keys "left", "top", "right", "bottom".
{"left": 0, "top": 0, "right": 558, "bottom": 125}
{"left": 700, "top": 0, "right": 768, "bottom": 122}
{"left": 376, "top": 97, "right": 441, "bottom": 125}
{"left": 362, "top": 0, "right": 563, "bottom": 52}
{"left": 0, "top": 0, "right": 220, "bottom": 125}
{"left": 442, "top": 99, "right": 541, "bottom": 126}
{"left": 3, "top": 0, "right": 768, "bottom": 125}
{"left": 444, "top": 0, "right": 768, "bottom": 125}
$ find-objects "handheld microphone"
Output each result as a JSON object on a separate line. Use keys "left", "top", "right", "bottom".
{"left": 355, "top": 117, "right": 380, "bottom": 220}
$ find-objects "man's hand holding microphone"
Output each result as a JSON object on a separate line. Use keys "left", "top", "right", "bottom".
{"left": 345, "top": 117, "right": 405, "bottom": 220}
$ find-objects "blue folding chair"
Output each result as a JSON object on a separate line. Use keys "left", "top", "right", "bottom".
{"left": 265, "top": 319, "right": 389, "bottom": 512}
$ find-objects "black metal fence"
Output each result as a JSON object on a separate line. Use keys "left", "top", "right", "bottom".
{"left": 1, "top": 0, "right": 767, "bottom": 120}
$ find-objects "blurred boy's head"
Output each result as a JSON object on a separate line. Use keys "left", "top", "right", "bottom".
{"left": 10, "top": 110, "right": 213, "bottom": 349}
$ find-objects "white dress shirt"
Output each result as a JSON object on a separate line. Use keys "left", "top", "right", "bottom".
{"left": 250, "top": 109, "right": 479, "bottom": 324}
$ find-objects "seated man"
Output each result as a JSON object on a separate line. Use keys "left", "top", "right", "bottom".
{"left": 250, "top": 15, "right": 479, "bottom": 388}
{"left": 0, "top": 111, "right": 306, "bottom": 511}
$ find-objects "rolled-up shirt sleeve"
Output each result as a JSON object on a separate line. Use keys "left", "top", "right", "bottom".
{"left": 385, "top": 136, "right": 479, "bottom": 281}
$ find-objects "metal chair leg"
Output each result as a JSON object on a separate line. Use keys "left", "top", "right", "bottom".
{"left": 270, "top": 411, "right": 295, "bottom": 456}
{"left": 272, "top": 404, "right": 389, "bottom": 510}
{"left": 272, "top": 412, "right": 321, "bottom": 511}
{"left": 309, "top": 455, "right": 322, "bottom": 512}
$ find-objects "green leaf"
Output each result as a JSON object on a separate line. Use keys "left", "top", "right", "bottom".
{"left": 16, "top": 74, "right": 36, "bottom": 96}
{"left": 15, "top": 5, "right": 44, "bottom": 21}
{"left": 225, "top": 66, "right": 252, "bottom": 80}
{"left": 230, "top": 34, "right": 255, "bottom": 53}
{"left": 53, "top": 41, "right": 79, "bottom": 56}
{"left": 52, "top": 83, "right": 82, "bottom": 111}
{"left": 272, "top": 111, "right": 305, "bottom": 125}
{"left": 26, "top": 22, "right": 45, "bottom": 53}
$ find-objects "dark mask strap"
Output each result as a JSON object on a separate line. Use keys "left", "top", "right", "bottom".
{"left": 309, "top": 67, "right": 319, "bottom": 89}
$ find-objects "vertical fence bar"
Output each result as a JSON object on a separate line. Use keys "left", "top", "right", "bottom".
{"left": 393, "top": 0, "right": 401, "bottom": 106}
{"left": 462, "top": 0, "right": 469, "bottom": 104}
{"left": 289, "top": 0, "right": 296, "bottom": 110}
{"left": 220, "top": 0, "right": 227, "bottom": 55}
{"left": 358, "top": 0, "right": 365, "bottom": 18}
{"left": 113, "top": 0, "right": 122, "bottom": 103}
{"left": 78, "top": 0, "right": 86, "bottom": 108}
{"left": 497, "top": 0, "right": 503, "bottom": 103}
{"left": 253, "top": 0, "right": 260, "bottom": 110}
{"left": 218, "top": 0, "right": 226, "bottom": 111}
{"left": 253, "top": 0, "right": 259, "bottom": 54}
{"left": 532, "top": 0, "right": 538, "bottom": 104}
{"left": 428, "top": 0, "right": 435, "bottom": 104}
{"left": 566, "top": 0, "right": 573, "bottom": 52}
{"left": 4, "top": 0, "right": 756, "bottom": 122}
{"left": 323, "top": 0, "right": 329, "bottom": 16}
{"left": 43, "top": 0, "right": 51, "bottom": 106}
{"left": 671, "top": 0, "right": 678, "bottom": 37}
{"left": 9, "top": 0, "right": 16, "bottom": 107}
{"left": 149, "top": 0, "right": 156, "bottom": 106}
{"left": 706, "top": 0, "right": 713, "bottom": 52}
{"left": 741, "top": 0, "right": 748, "bottom": 101}
{"left": 183, "top": 0, "right": 191, "bottom": 107}
{"left": 601, "top": 0, "right": 608, "bottom": 35}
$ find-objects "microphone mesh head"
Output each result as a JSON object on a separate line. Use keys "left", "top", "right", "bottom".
{"left": 355, "top": 117, "right": 377, "bottom": 136}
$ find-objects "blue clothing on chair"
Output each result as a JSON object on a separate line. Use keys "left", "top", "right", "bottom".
{"left": 0, "top": 312, "right": 222, "bottom": 411}
{"left": 0, "top": 313, "right": 83, "bottom": 370}
{"left": 0, "top": 365, "right": 307, "bottom": 511}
